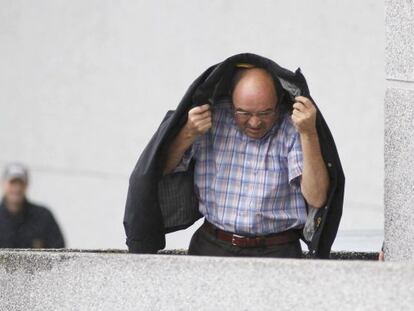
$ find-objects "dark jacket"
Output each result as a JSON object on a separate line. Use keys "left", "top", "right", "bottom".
{"left": 124, "top": 53, "right": 345, "bottom": 259}
{"left": 0, "top": 198, "right": 65, "bottom": 248}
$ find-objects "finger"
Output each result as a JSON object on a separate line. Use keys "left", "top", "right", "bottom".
{"left": 189, "top": 107, "right": 205, "bottom": 117}
{"left": 195, "top": 117, "right": 212, "bottom": 128}
{"left": 191, "top": 109, "right": 211, "bottom": 120}
{"left": 195, "top": 104, "right": 211, "bottom": 113}
{"left": 292, "top": 109, "right": 304, "bottom": 117}
{"left": 295, "top": 96, "right": 313, "bottom": 108}
{"left": 293, "top": 102, "right": 306, "bottom": 112}
{"left": 189, "top": 107, "right": 206, "bottom": 117}
{"left": 198, "top": 121, "right": 212, "bottom": 132}
{"left": 188, "top": 111, "right": 211, "bottom": 123}
{"left": 197, "top": 115, "right": 212, "bottom": 124}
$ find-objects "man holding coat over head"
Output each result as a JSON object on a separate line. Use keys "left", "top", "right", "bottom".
{"left": 124, "top": 53, "right": 345, "bottom": 259}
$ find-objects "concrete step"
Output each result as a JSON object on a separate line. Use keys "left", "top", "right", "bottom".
{"left": 0, "top": 249, "right": 412, "bottom": 310}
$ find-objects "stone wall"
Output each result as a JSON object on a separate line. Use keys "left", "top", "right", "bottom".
{"left": 0, "top": 250, "right": 412, "bottom": 311}
{"left": 385, "top": 0, "right": 414, "bottom": 260}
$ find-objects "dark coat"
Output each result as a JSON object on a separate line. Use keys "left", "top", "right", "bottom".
{"left": 123, "top": 53, "right": 345, "bottom": 259}
{"left": 0, "top": 198, "right": 65, "bottom": 248}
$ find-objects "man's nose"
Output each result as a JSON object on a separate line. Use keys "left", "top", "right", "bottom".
{"left": 248, "top": 116, "right": 261, "bottom": 128}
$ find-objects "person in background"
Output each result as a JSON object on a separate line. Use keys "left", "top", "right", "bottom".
{"left": 0, "top": 163, "right": 65, "bottom": 248}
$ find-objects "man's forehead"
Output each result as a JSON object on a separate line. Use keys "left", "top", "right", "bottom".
{"left": 233, "top": 68, "right": 277, "bottom": 99}
{"left": 235, "top": 67, "right": 273, "bottom": 81}
{"left": 233, "top": 68, "right": 276, "bottom": 93}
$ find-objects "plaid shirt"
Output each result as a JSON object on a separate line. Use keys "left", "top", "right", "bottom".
{"left": 175, "top": 100, "right": 306, "bottom": 235}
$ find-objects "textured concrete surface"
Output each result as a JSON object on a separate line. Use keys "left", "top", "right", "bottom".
{"left": 385, "top": 0, "right": 414, "bottom": 260}
{"left": 385, "top": 88, "right": 414, "bottom": 261}
{"left": 385, "top": 0, "right": 414, "bottom": 81}
{"left": 0, "top": 248, "right": 381, "bottom": 260}
{"left": 0, "top": 250, "right": 412, "bottom": 311}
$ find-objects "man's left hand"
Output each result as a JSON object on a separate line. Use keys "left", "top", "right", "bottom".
{"left": 291, "top": 96, "right": 317, "bottom": 135}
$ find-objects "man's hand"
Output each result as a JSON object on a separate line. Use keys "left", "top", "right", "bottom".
{"left": 291, "top": 96, "right": 317, "bottom": 135}
{"left": 184, "top": 103, "right": 212, "bottom": 139}
{"left": 163, "top": 103, "right": 211, "bottom": 175}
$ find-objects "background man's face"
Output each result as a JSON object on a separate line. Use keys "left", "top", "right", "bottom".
{"left": 2, "top": 179, "right": 27, "bottom": 209}
{"left": 232, "top": 68, "right": 278, "bottom": 139}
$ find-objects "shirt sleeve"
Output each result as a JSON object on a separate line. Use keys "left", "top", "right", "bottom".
{"left": 173, "top": 140, "right": 199, "bottom": 173}
{"left": 287, "top": 131, "right": 304, "bottom": 186}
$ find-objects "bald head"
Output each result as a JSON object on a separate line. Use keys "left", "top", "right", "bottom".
{"left": 231, "top": 68, "right": 278, "bottom": 139}
{"left": 232, "top": 68, "right": 278, "bottom": 110}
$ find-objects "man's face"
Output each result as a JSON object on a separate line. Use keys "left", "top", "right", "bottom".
{"left": 232, "top": 68, "right": 278, "bottom": 139}
{"left": 2, "top": 179, "right": 27, "bottom": 210}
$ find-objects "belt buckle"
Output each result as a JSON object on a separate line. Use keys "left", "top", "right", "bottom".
{"left": 231, "top": 234, "right": 244, "bottom": 246}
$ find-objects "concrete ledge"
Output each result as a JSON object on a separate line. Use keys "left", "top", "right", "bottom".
{"left": 1, "top": 250, "right": 412, "bottom": 310}
{"left": 0, "top": 248, "right": 380, "bottom": 259}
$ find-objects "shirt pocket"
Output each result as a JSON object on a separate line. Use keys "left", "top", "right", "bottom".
{"left": 258, "top": 154, "right": 290, "bottom": 199}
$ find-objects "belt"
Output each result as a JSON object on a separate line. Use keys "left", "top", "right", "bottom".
{"left": 202, "top": 220, "right": 301, "bottom": 248}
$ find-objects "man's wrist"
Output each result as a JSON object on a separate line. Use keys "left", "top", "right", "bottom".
{"left": 299, "top": 129, "right": 318, "bottom": 140}
{"left": 181, "top": 124, "right": 199, "bottom": 142}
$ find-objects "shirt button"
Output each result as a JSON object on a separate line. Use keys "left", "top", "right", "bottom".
{"left": 327, "top": 162, "right": 332, "bottom": 168}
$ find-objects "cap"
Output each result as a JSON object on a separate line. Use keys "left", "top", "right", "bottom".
{"left": 2, "top": 163, "right": 29, "bottom": 183}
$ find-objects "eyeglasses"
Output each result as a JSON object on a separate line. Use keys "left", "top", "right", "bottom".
{"left": 233, "top": 109, "right": 276, "bottom": 120}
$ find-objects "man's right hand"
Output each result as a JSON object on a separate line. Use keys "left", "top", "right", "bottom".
{"left": 163, "top": 103, "right": 211, "bottom": 175}
{"left": 184, "top": 104, "right": 212, "bottom": 139}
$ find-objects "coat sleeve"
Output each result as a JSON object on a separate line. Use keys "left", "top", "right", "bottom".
{"left": 123, "top": 64, "right": 218, "bottom": 254}
{"left": 123, "top": 110, "right": 177, "bottom": 253}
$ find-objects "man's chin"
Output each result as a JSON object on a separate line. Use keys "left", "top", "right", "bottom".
{"left": 6, "top": 196, "right": 25, "bottom": 206}
{"left": 245, "top": 128, "right": 266, "bottom": 139}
